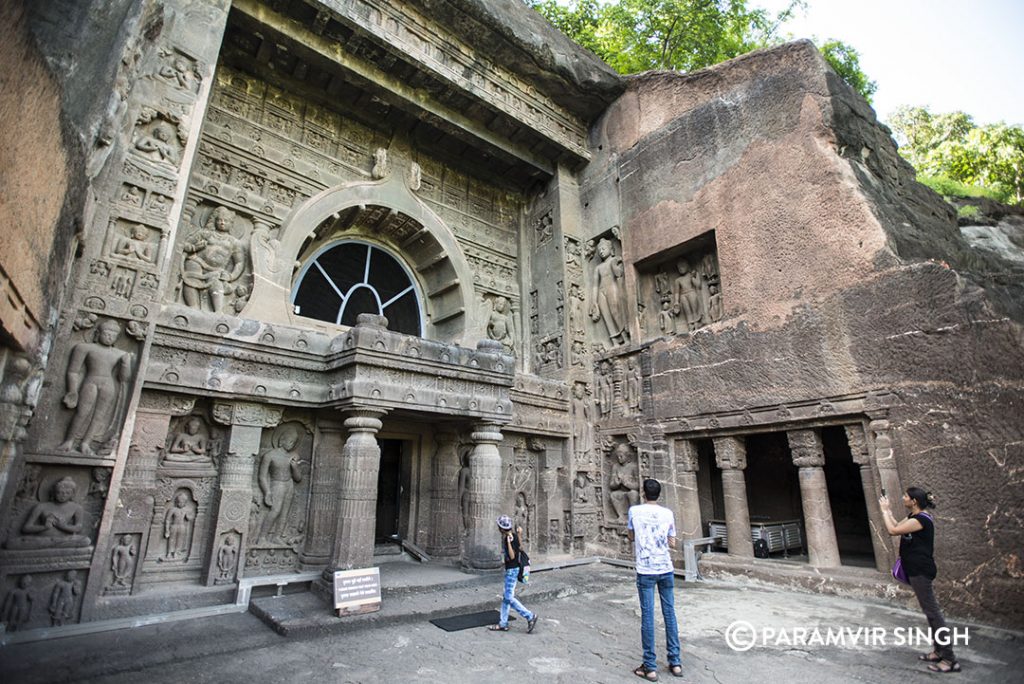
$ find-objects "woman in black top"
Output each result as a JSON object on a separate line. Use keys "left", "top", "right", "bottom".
{"left": 880, "top": 486, "right": 960, "bottom": 674}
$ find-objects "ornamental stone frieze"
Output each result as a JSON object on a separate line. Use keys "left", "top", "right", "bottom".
{"left": 146, "top": 310, "right": 514, "bottom": 421}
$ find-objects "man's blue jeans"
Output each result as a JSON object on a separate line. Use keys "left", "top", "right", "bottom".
{"left": 499, "top": 567, "right": 534, "bottom": 627}
{"left": 637, "top": 571, "right": 680, "bottom": 669}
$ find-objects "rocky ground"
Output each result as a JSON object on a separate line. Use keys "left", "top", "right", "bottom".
{"left": 1, "top": 562, "right": 1020, "bottom": 683}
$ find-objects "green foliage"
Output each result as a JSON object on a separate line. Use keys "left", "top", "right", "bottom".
{"left": 889, "top": 106, "right": 1024, "bottom": 205}
{"left": 819, "top": 39, "right": 876, "bottom": 104}
{"left": 956, "top": 204, "right": 980, "bottom": 219}
{"left": 917, "top": 174, "right": 1004, "bottom": 202}
{"left": 525, "top": 0, "right": 877, "bottom": 103}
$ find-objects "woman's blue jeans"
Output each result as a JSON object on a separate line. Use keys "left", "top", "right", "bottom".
{"left": 499, "top": 567, "right": 534, "bottom": 627}
{"left": 637, "top": 571, "right": 681, "bottom": 669}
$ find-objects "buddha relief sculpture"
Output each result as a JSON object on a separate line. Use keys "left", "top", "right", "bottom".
{"left": 590, "top": 238, "right": 629, "bottom": 346}
{"left": 113, "top": 224, "right": 155, "bottom": 263}
{"left": 180, "top": 206, "right": 247, "bottom": 313}
{"left": 573, "top": 471, "right": 595, "bottom": 505}
{"left": 513, "top": 492, "right": 529, "bottom": 542}
{"left": 57, "top": 319, "right": 133, "bottom": 456}
{"left": 133, "top": 121, "right": 179, "bottom": 166}
{"left": 457, "top": 448, "right": 471, "bottom": 532}
{"left": 625, "top": 357, "right": 642, "bottom": 414}
{"left": 371, "top": 147, "right": 389, "bottom": 179}
{"left": 48, "top": 570, "right": 82, "bottom": 626}
{"left": 658, "top": 299, "right": 676, "bottom": 334}
{"left": 608, "top": 443, "right": 640, "bottom": 524}
{"left": 162, "top": 491, "right": 196, "bottom": 561}
{"left": 216, "top": 535, "right": 238, "bottom": 582}
{"left": 257, "top": 426, "right": 305, "bottom": 542}
{"left": 485, "top": 295, "right": 516, "bottom": 354}
{"left": 163, "top": 416, "right": 211, "bottom": 466}
{"left": 569, "top": 283, "right": 586, "bottom": 337}
{"left": 673, "top": 258, "right": 706, "bottom": 332}
{"left": 158, "top": 55, "right": 198, "bottom": 91}
{"left": 109, "top": 534, "right": 137, "bottom": 589}
{"left": 7, "top": 476, "right": 91, "bottom": 549}
{"left": 571, "top": 383, "right": 594, "bottom": 465}
{"left": 1, "top": 575, "right": 33, "bottom": 631}
{"left": 597, "top": 360, "right": 614, "bottom": 418}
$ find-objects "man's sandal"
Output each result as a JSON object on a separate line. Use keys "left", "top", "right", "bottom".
{"left": 669, "top": 664, "right": 684, "bottom": 678}
{"left": 918, "top": 652, "right": 942, "bottom": 662}
{"left": 488, "top": 624, "right": 508, "bottom": 632}
{"left": 927, "top": 660, "right": 962, "bottom": 673}
{"left": 633, "top": 665, "right": 658, "bottom": 682}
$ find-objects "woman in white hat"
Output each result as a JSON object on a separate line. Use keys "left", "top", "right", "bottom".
{"left": 489, "top": 515, "right": 537, "bottom": 633}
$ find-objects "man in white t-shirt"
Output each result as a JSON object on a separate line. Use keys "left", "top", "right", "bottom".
{"left": 627, "top": 478, "right": 681, "bottom": 681}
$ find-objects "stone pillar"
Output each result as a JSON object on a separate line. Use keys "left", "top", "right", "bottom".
{"left": 845, "top": 424, "right": 891, "bottom": 572}
{"left": 313, "top": 409, "right": 385, "bottom": 604}
{"left": 868, "top": 419, "right": 903, "bottom": 558}
{"left": 674, "top": 439, "right": 703, "bottom": 542}
{"left": 787, "top": 429, "right": 841, "bottom": 568}
{"left": 463, "top": 422, "right": 504, "bottom": 571}
{"left": 208, "top": 402, "right": 282, "bottom": 584}
{"left": 426, "top": 431, "right": 461, "bottom": 557}
{"left": 299, "top": 420, "right": 346, "bottom": 570}
{"left": 713, "top": 436, "right": 753, "bottom": 558}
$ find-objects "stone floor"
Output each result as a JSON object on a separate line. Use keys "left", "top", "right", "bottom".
{"left": 1, "top": 559, "right": 1020, "bottom": 683}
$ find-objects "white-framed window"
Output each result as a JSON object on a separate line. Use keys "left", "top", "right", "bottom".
{"left": 291, "top": 240, "right": 423, "bottom": 336}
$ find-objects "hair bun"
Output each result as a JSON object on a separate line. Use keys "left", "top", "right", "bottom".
{"left": 926, "top": 492, "right": 937, "bottom": 507}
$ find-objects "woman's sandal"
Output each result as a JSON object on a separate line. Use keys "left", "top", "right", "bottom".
{"left": 633, "top": 665, "right": 658, "bottom": 682}
{"left": 918, "top": 652, "right": 942, "bottom": 662}
{"left": 927, "top": 660, "right": 962, "bottom": 673}
{"left": 488, "top": 624, "right": 509, "bottom": 632}
{"left": 669, "top": 664, "right": 684, "bottom": 678}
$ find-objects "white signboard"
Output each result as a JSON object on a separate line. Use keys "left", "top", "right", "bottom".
{"left": 333, "top": 567, "right": 381, "bottom": 613}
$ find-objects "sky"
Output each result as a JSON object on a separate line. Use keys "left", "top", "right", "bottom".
{"left": 754, "top": 0, "right": 1024, "bottom": 126}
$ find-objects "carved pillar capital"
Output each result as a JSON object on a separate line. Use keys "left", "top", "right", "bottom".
{"left": 787, "top": 429, "right": 824, "bottom": 468}
{"left": 341, "top": 409, "right": 386, "bottom": 434}
{"left": 470, "top": 422, "right": 503, "bottom": 446}
{"left": 674, "top": 439, "right": 700, "bottom": 472}
{"left": 844, "top": 424, "right": 870, "bottom": 465}
{"left": 713, "top": 436, "right": 746, "bottom": 470}
{"left": 868, "top": 419, "right": 896, "bottom": 471}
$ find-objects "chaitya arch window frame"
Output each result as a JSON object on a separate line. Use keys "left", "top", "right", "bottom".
{"left": 290, "top": 238, "right": 424, "bottom": 337}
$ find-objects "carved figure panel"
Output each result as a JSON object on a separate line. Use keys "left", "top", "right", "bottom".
{"left": 103, "top": 533, "right": 140, "bottom": 595}
{"left": 131, "top": 109, "right": 185, "bottom": 169}
{"left": 4, "top": 470, "right": 95, "bottom": 550}
{"left": 588, "top": 232, "right": 629, "bottom": 347}
{"left": 641, "top": 238, "right": 722, "bottom": 339}
{"left": 247, "top": 422, "right": 310, "bottom": 574}
{"left": 571, "top": 382, "right": 597, "bottom": 470}
{"left": 483, "top": 294, "right": 517, "bottom": 355}
{"left": 161, "top": 488, "right": 197, "bottom": 562}
{"left": 161, "top": 414, "right": 220, "bottom": 475}
{"left": 176, "top": 205, "right": 251, "bottom": 314}
{"left": 0, "top": 574, "right": 35, "bottom": 631}
{"left": 214, "top": 531, "right": 241, "bottom": 584}
{"left": 606, "top": 442, "right": 639, "bottom": 525}
{"left": 51, "top": 318, "right": 136, "bottom": 457}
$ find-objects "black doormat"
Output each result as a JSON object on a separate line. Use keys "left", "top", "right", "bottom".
{"left": 430, "top": 610, "right": 515, "bottom": 632}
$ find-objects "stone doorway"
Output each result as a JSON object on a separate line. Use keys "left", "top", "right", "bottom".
{"left": 375, "top": 439, "right": 409, "bottom": 544}
{"left": 821, "top": 426, "right": 876, "bottom": 568}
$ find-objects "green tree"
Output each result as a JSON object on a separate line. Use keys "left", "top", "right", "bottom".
{"left": 526, "top": 0, "right": 877, "bottom": 103}
{"left": 888, "top": 106, "right": 1024, "bottom": 204}
{"left": 819, "top": 39, "right": 876, "bottom": 104}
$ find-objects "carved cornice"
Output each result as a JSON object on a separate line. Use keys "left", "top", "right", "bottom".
{"left": 146, "top": 313, "right": 514, "bottom": 422}
{"left": 662, "top": 391, "right": 897, "bottom": 438}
